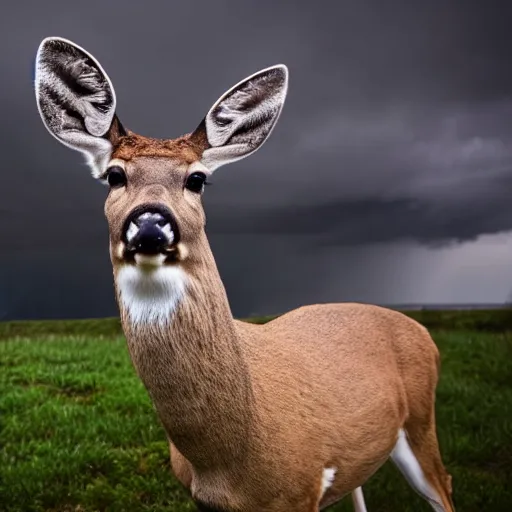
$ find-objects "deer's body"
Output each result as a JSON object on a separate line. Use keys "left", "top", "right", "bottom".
{"left": 117, "top": 255, "right": 447, "bottom": 511}
{"left": 35, "top": 37, "right": 455, "bottom": 512}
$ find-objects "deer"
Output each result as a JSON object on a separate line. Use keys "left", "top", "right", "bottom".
{"left": 34, "top": 37, "right": 455, "bottom": 512}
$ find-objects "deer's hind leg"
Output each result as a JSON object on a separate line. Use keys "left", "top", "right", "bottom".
{"left": 390, "top": 422, "right": 455, "bottom": 512}
{"left": 351, "top": 487, "right": 367, "bottom": 512}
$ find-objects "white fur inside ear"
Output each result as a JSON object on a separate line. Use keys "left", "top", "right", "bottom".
{"left": 116, "top": 265, "right": 188, "bottom": 326}
{"left": 35, "top": 37, "right": 118, "bottom": 178}
{"left": 200, "top": 64, "right": 288, "bottom": 172}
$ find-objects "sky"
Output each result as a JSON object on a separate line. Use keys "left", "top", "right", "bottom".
{"left": 1, "top": 0, "right": 512, "bottom": 320}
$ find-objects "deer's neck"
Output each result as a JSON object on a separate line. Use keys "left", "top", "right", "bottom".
{"left": 114, "top": 247, "right": 256, "bottom": 469}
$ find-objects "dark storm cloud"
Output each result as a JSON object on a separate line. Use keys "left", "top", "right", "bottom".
{"left": 1, "top": 0, "right": 511, "bottom": 319}
{"left": 2, "top": 0, "right": 512, "bottom": 245}
{"left": 209, "top": 187, "right": 512, "bottom": 247}
{"left": 206, "top": 99, "right": 512, "bottom": 246}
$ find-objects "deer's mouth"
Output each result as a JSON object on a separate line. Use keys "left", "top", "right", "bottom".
{"left": 123, "top": 247, "right": 180, "bottom": 266}
{"left": 120, "top": 204, "right": 182, "bottom": 266}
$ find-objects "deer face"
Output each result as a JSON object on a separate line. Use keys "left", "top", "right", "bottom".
{"left": 102, "top": 153, "right": 210, "bottom": 270}
{"left": 34, "top": 37, "right": 288, "bottom": 276}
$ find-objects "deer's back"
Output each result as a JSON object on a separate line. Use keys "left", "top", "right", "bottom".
{"left": 239, "top": 302, "right": 438, "bottom": 392}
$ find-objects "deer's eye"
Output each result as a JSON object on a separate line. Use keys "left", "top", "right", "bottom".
{"left": 106, "top": 166, "right": 127, "bottom": 188}
{"left": 185, "top": 172, "right": 207, "bottom": 193}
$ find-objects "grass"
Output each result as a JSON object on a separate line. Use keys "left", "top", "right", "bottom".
{"left": 2, "top": 307, "right": 512, "bottom": 340}
{"left": 0, "top": 314, "right": 511, "bottom": 511}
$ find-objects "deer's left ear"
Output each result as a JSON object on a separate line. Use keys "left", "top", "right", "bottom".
{"left": 190, "top": 64, "right": 288, "bottom": 172}
{"left": 34, "top": 37, "right": 126, "bottom": 178}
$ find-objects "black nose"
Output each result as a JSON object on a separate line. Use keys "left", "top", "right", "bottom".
{"left": 123, "top": 205, "right": 179, "bottom": 254}
{"left": 133, "top": 219, "right": 168, "bottom": 253}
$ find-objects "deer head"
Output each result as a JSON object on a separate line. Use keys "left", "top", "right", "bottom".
{"left": 35, "top": 37, "right": 288, "bottom": 324}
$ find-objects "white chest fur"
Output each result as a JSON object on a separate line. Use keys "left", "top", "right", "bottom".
{"left": 116, "top": 264, "right": 188, "bottom": 326}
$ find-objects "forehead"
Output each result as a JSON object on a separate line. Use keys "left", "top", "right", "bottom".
{"left": 111, "top": 133, "right": 205, "bottom": 183}
{"left": 112, "top": 133, "right": 202, "bottom": 163}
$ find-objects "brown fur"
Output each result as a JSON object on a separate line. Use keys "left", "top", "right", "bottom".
{"left": 111, "top": 132, "right": 202, "bottom": 162}
{"left": 102, "top": 131, "right": 455, "bottom": 512}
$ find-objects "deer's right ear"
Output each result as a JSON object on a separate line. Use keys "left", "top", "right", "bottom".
{"left": 35, "top": 37, "right": 125, "bottom": 178}
{"left": 189, "top": 64, "right": 288, "bottom": 173}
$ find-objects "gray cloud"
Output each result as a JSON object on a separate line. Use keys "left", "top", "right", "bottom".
{"left": 206, "top": 99, "right": 512, "bottom": 247}
{"left": 1, "top": 0, "right": 512, "bottom": 319}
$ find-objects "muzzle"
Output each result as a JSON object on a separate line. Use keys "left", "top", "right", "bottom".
{"left": 122, "top": 204, "right": 180, "bottom": 255}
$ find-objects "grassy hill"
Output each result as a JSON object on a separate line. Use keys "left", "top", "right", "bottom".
{"left": 1, "top": 306, "right": 512, "bottom": 340}
{"left": 1, "top": 309, "right": 511, "bottom": 511}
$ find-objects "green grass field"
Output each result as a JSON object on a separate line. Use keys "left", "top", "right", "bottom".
{"left": 1, "top": 312, "right": 512, "bottom": 511}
